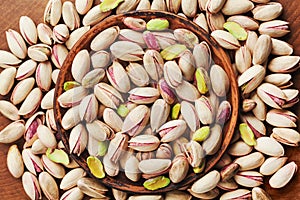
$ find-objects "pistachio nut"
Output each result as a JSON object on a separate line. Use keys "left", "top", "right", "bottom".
{"left": 228, "top": 140, "right": 253, "bottom": 157}
{"left": 254, "top": 137, "right": 285, "bottom": 157}
{"left": 44, "top": 0, "right": 62, "bottom": 26}
{"left": 234, "top": 171, "right": 264, "bottom": 188}
{"left": 206, "top": 12, "right": 226, "bottom": 32}
{"left": 282, "top": 89, "right": 299, "bottom": 108}
{"left": 241, "top": 114, "right": 266, "bottom": 138}
{"left": 222, "top": 0, "right": 254, "bottom": 15}
{"left": 66, "top": 26, "right": 90, "bottom": 50}
{"left": 217, "top": 178, "right": 238, "bottom": 191}
{"left": 146, "top": 18, "right": 169, "bottom": 31}
{"left": 41, "top": 89, "right": 55, "bottom": 110}
{"left": 188, "top": 188, "right": 219, "bottom": 199}
{"left": 210, "top": 64, "right": 230, "bottom": 97}
{"left": 77, "top": 177, "right": 108, "bottom": 198}
{"left": 22, "top": 148, "right": 44, "bottom": 175}
{"left": 112, "top": 188, "right": 128, "bottom": 200}
{"left": 36, "top": 61, "right": 52, "bottom": 92}
{"left": 169, "top": 154, "right": 189, "bottom": 183}
{"left": 202, "top": 124, "right": 222, "bottom": 155}
{"left": 143, "top": 50, "right": 164, "bottom": 81}
{"left": 46, "top": 148, "right": 70, "bottom": 166}
{"left": 87, "top": 156, "right": 105, "bottom": 179}
{"left": 28, "top": 44, "right": 52, "bottom": 62}
{"left": 223, "top": 21, "right": 248, "bottom": 41}
{"left": 0, "top": 50, "right": 21, "bottom": 69}
{"left": 245, "top": 31, "right": 258, "bottom": 55}
{"left": 227, "top": 15, "right": 259, "bottom": 31}
{"left": 251, "top": 93, "right": 267, "bottom": 121}
{"left": 156, "top": 143, "right": 172, "bottom": 159}
{"left": 120, "top": 29, "right": 146, "bottom": 47}
{"left": 122, "top": 105, "right": 150, "bottom": 136}
{"left": 259, "top": 20, "right": 290, "bottom": 38}
{"left": 259, "top": 156, "right": 288, "bottom": 176}
{"left": 266, "top": 109, "right": 297, "bottom": 128}
{"left": 128, "top": 87, "right": 160, "bottom": 104}
{"left": 271, "top": 38, "right": 293, "bottom": 56}
{"left": 116, "top": 0, "right": 140, "bottom": 14}
{"left": 125, "top": 155, "right": 141, "bottom": 182}
{"left": 94, "top": 82, "right": 124, "bottom": 109}
{"left": 39, "top": 171, "right": 59, "bottom": 200}
{"left": 158, "top": 79, "right": 176, "bottom": 104}
{"left": 123, "top": 17, "right": 146, "bottom": 31}
{"left": 0, "top": 67, "right": 16, "bottom": 96}
{"left": 175, "top": 80, "right": 200, "bottom": 101}
{"left": 220, "top": 189, "right": 252, "bottom": 200}
{"left": 62, "top": 1, "right": 80, "bottom": 31}
{"left": 181, "top": 101, "right": 200, "bottom": 132}
{"left": 0, "top": 100, "right": 19, "bottom": 121}
{"left": 238, "top": 65, "right": 266, "bottom": 96}
{"left": 215, "top": 153, "right": 232, "bottom": 169}
{"left": 75, "top": 0, "right": 93, "bottom": 14}
{"left": 271, "top": 128, "right": 300, "bottom": 147}
{"left": 165, "top": 190, "right": 192, "bottom": 200}
{"left": 37, "top": 125, "right": 57, "bottom": 149}
{"left": 150, "top": 99, "right": 170, "bottom": 132}
{"left": 138, "top": 159, "right": 171, "bottom": 178}
{"left": 191, "top": 170, "right": 220, "bottom": 194}
{"left": 181, "top": 0, "right": 197, "bottom": 17}
{"left": 269, "top": 161, "right": 298, "bottom": 189}
{"left": 234, "top": 152, "right": 265, "bottom": 171}
{"left": 253, "top": 34, "right": 272, "bottom": 65}
{"left": 163, "top": 60, "right": 183, "bottom": 88}
{"left": 193, "top": 13, "right": 209, "bottom": 33}
{"left": 15, "top": 59, "right": 37, "bottom": 81}
{"left": 268, "top": 55, "right": 300, "bottom": 73}
{"left": 182, "top": 140, "right": 205, "bottom": 167}
{"left": 158, "top": 119, "right": 187, "bottom": 142}
{"left": 111, "top": 41, "right": 145, "bottom": 61}
{"left": 6, "top": 29, "right": 27, "bottom": 59}
{"left": 37, "top": 23, "right": 53, "bottom": 46}
{"left": 126, "top": 62, "right": 150, "bottom": 87}
{"left": 252, "top": 187, "right": 272, "bottom": 200}
{"left": 22, "top": 171, "right": 42, "bottom": 200}
{"left": 19, "top": 16, "right": 38, "bottom": 45}
{"left": 86, "top": 120, "right": 114, "bottom": 142}
{"left": 257, "top": 83, "right": 287, "bottom": 109}
{"left": 107, "top": 61, "right": 131, "bottom": 93}
{"left": 6, "top": 144, "right": 24, "bottom": 178}
{"left": 129, "top": 135, "right": 160, "bottom": 152}
{"left": 165, "top": 0, "right": 181, "bottom": 14}
{"left": 128, "top": 195, "right": 163, "bottom": 200}
{"left": 31, "top": 139, "right": 47, "bottom": 155}
{"left": 57, "top": 86, "right": 88, "bottom": 108}
{"left": 252, "top": 2, "right": 283, "bottom": 21}
{"left": 82, "top": 5, "right": 111, "bottom": 26}
{"left": 235, "top": 46, "right": 252, "bottom": 74}
{"left": 103, "top": 108, "right": 123, "bottom": 132}
{"left": 60, "top": 168, "right": 86, "bottom": 190}
{"left": 61, "top": 105, "right": 81, "bottom": 130}
{"left": 264, "top": 73, "right": 292, "bottom": 88}
{"left": 60, "top": 187, "right": 84, "bottom": 200}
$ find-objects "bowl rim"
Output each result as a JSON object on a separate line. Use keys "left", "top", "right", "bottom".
{"left": 54, "top": 10, "right": 239, "bottom": 194}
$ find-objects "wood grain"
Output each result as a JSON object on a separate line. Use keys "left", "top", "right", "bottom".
{"left": 0, "top": 0, "right": 299, "bottom": 199}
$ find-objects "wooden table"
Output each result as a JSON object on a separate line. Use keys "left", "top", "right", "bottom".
{"left": 0, "top": 0, "right": 299, "bottom": 199}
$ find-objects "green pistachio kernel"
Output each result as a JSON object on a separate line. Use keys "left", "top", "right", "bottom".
{"left": 161, "top": 44, "right": 187, "bottom": 61}
{"left": 63, "top": 81, "right": 80, "bottom": 91}
{"left": 195, "top": 68, "right": 209, "bottom": 94}
{"left": 143, "top": 176, "right": 170, "bottom": 191}
{"left": 171, "top": 103, "right": 181, "bottom": 120}
{"left": 223, "top": 22, "right": 248, "bottom": 41}
{"left": 117, "top": 104, "right": 129, "bottom": 117}
{"left": 146, "top": 18, "right": 170, "bottom": 31}
{"left": 99, "top": 0, "right": 124, "bottom": 12}
{"left": 192, "top": 126, "right": 210, "bottom": 142}
{"left": 98, "top": 141, "right": 108, "bottom": 157}
{"left": 87, "top": 156, "right": 105, "bottom": 179}
{"left": 193, "top": 159, "right": 206, "bottom": 174}
{"left": 46, "top": 148, "right": 70, "bottom": 166}
{"left": 239, "top": 123, "right": 257, "bottom": 146}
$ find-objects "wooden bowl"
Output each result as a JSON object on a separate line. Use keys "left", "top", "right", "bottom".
{"left": 54, "top": 10, "right": 239, "bottom": 194}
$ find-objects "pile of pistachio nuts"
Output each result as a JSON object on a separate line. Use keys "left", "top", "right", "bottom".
{"left": 0, "top": 0, "right": 299, "bottom": 199}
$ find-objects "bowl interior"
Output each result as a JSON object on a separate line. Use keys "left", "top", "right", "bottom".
{"left": 54, "top": 10, "right": 239, "bottom": 194}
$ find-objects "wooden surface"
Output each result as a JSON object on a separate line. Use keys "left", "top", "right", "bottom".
{"left": 0, "top": 0, "right": 299, "bottom": 199}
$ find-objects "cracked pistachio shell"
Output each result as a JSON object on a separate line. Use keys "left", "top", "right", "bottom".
{"left": 252, "top": 187, "right": 272, "bottom": 200}
{"left": 252, "top": 2, "right": 283, "bottom": 21}
{"left": 66, "top": 26, "right": 90, "bottom": 50}
{"left": 22, "top": 172, "right": 42, "bottom": 200}
{"left": 161, "top": 44, "right": 187, "bottom": 60}
{"left": 202, "top": 124, "right": 222, "bottom": 155}
{"left": 37, "top": 23, "right": 53, "bottom": 45}
{"left": 181, "top": 0, "right": 197, "bottom": 17}
{"left": 123, "top": 17, "right": 146, "bottom": 31}
{"left": 6, "top": 29, "right": 27, "bottom": 59}
{"left": 143, "top": 176, "right": 170, "bottom": 191}
{"left": 253, "top": 34, "right": 272, "bottom": 65}
{"left": 223, "top": 22, "right": 248, "bottom": 41}
{"left": 125, "top": 155, "right": 141, "bottom": 182}
{"left": 258, "top": 20, "right": 290, "bottom": 38}
{"left": 271, "top": 38, "right": 293, "bottom": 56}
{"left": 191, "top": 170, "right": 220, "bottom": 194}
{"left": 206, "top": 0, "right": 227, "bottom": 14}
{"left": 206, "top": 12, "right": 226, "bottom": 32}
{"left": 126, "top": 62, "right": 150, "bottom": 87}
{"left": 227, "top": 15, "right": 259, "bottom": 31}
{"left": 16, "top": 59, "right": 37, "bottom": 81}
{"left": 110, "top": 41, "right": 145, "bottom": 62}
{"left": 87, "top": 156, "right": 105, "bottom": 179}
{"left": 271, "top": 128, "right": 300, "bottom": 147}
{"left": 210, "top": 64, "right": 230, "bottom": 97}
{"left": 91, "top": 26, "right": 120, "bottom": 51}
{"left": 220, "top": 189, "right": 252, "bottom": 200}
{"left": 44, "top": 0, "right": 62, "bottom": 26}
{"left": 163, "top": 61, "right": 183, "bottom": 88}
{"left": 268, "top": 56, "right": 300, "bottom": 73}
{"left": 178, "top": 50, "right": 195, "bottom": 81}
{"left": 175, "top": 80, "right": 200, "bottom": 102}
{"left": 211, "top": 30, "right": 240, "bottom": 50}
{"left": 181, "top": 101, "right": 199, "bottom": 132}
{"left": 28, "top": 44, "right": 52, "bottom": 62}
{"left": 193, "top": 13, "right": 209, "bottom": 33}
{"left": 235, "top": 46, "right": 252, "bottom": 74}
{"left": 46, "top": 148, "right": 70, "bottom": 166}
{"left": 107, "top": 61, "right": 131, "bottom": 93}
{"left": 61, "top": 187, "right": 84, "bottom": 200}
{"left": 174, "top": 28, "right": 199, "bottom": 49}
{"left": 257, "top": 83, "right": 287, "bottom": 109}
{"left": 7, "top": 144, "right": 24, "bottom": 178}
{"left": 19, "top": 16, "right": 38, "bottom": 45}
{"left": 116, "top": 0, "right": 140, "bottom": 14}
{"left": 62, "top": 1, "right": 80, "bottom": 31}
